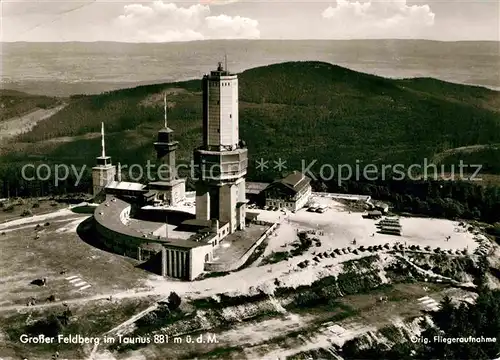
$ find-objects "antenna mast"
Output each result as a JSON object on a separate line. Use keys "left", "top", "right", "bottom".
{"left": 224, "top": 53, "right": 228, "bottom": 72}
{"left": 164, "top": 92, "right": 167, "bottom": 128}
{"left": 101, "top": 122, "right": 105, "bottom": 157}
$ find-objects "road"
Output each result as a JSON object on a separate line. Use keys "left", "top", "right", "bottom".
{"left": 0, "top": 104, "right": 66, "bottom": 143}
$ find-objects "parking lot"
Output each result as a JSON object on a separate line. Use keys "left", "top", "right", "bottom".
{"left": 251, "top": 196, "right": 480, "bottom": 259}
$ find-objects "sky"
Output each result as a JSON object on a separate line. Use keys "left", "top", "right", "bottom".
{"left": 1, "top": 0, "right": 499, "bottom": 42}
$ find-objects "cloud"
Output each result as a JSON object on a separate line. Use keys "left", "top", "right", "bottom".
{"left": 205, "top": 15, "right": 260, "bottom": 39}
{"left": 321, "top": 0, "right": 435, "bottom": 38}
{"left": 199, "top": 0, "right": 241, "bottom": 5}
{"left": 114, "top": 1, "right": 260, "bottom": 42}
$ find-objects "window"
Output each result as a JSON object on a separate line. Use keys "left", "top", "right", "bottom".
{"left": 229, "top": 114, "right": 232, "bottom": 118}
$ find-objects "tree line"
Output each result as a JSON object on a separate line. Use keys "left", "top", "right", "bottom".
{"left": 2, "top": 161, "right": 500, "bottom": 227}
{"left": 311, "top": 176, "right": 500, "bottom": 225}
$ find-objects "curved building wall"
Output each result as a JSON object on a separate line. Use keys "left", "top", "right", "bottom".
{"left": 93, "top": 196, "right": 212, "bottom": 280}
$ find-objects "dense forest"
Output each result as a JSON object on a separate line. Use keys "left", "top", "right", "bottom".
{"left": 1, "top": 61, "right": 500, "bottom": 226}
{"left": 2, "top": 61, "right": 500, "bottom": 171}
{"left": 0, "top": 90, "right": 61, "bottom": 121}
{"left": 2, "top": 161, "right": 500, "bottom": 227}
{"left": 319, "top": 176, "right": 500, "bottom": 224}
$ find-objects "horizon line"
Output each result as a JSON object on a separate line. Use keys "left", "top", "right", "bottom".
{"left": 2, "top": 39, "right": 499, "bottom": 44}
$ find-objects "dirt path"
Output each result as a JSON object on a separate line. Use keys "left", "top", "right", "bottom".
{"left": 0, "top": 247, "right": 475, "bottom": 314}
{"left": 0, "top": 288, "right": 158, "bottom": 313}
{"left": 89, "top": 302, "right": 161, "bottom": 359}
{"left": 0, "top": 205, "right": 87, "bottom": 229}
{"left": 0, "top": 204, "right": 479, "bottom": 316}
{"left": 0, "top": 104, "right": 66, "bottom": 143}
{"left": 431, "top": 144, "right": 499, "bottom": 164}
{"left": 0, "top": 259, "right": 472, "bottom": 316}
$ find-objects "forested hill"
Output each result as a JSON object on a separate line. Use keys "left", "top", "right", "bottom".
{"left": 0, "top": 90, "right": 62, "bottom": 121}
{"left": 2, "top": 61, "right": 500, "bottom": 176}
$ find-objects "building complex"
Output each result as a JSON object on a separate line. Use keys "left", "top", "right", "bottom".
{"left": 92, "top": 62, "right": 312, "bottom": 280}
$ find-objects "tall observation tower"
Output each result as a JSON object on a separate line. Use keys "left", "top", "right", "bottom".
{"left": 194, "top": 61, "right": 248, "bottom": 233}
{"left": 92, "top": 122, "right": 116, "bottom": 196}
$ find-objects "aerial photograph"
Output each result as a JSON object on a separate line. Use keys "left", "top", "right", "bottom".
{"left": 1, "top": 0, "right": 499, "bottom": 359}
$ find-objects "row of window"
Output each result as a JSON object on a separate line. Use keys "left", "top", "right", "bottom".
{"left": 268, "top": 200, "right": 295, "bottom": 208}
{"left": 209, "top": 82, "right": 234, "bottom": 87}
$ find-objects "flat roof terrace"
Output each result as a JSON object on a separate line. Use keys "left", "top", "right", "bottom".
{"left": 94, "top": 196, "right": 205, "bottom": 249}
{"left": 127, "top": 219, "right": 195, "bottom": 240}
{"left": 210, "top": 223, "right": 272, "bottom": 270}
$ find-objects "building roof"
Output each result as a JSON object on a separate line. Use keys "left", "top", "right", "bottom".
{"left": 266, "top": 171, "right": 311, "bottom": 195}
{"left": 181, "top": 219, "right": 215, "bottom": 229}
{"left": 106, "top": 181, "right": 146, "bottom": 192}
{"left": 246, "top": 182, "right": 270, "bottom": 195}
{"left": 282, "top": 172, "right": 305, "bottom": 187}
{"left": 94, "top": 196, "right": 208, "bottom": 249}
{"left": 148, "top": 179, "right": 185, "bottom": 189}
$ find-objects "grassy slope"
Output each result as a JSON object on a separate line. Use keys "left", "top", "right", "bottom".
{"left": 0, "top": 89, "right": 62, "bottom": 122}
{"left": 2, "top": 61, "right": 500, "bottom": 178}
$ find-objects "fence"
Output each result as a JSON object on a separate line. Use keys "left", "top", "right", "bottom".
{"left": 312, "top": 192, "right": 371, "bottom": 202}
